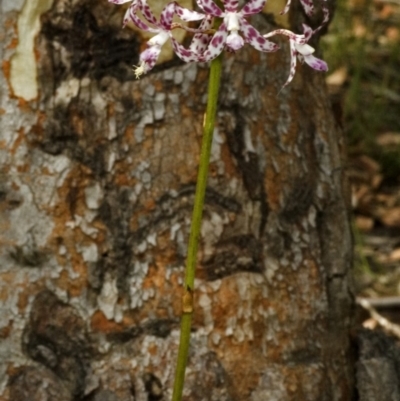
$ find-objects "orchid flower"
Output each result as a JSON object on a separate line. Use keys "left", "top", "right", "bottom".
{"left": 264, "top": 24, "right": 328, "bottom": 87}
{"left": 197, "top": 0, "right": 279, "bottom": 61}
{"left": 123, "top": 0, "right": 205, "bottom": 77}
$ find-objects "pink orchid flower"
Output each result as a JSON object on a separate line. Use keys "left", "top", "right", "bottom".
{"left": 119, "top": 0, "right": 205, "bottom": 77}
{"left": 264, "top": 24, "right": 328, "bottom": 87}
{"left": 196, "top": 0, "right": 279, "bottom": 61}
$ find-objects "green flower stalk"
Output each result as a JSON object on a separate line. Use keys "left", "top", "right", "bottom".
{"left": 171, "top": 53, "right": 223, "bottom": 401}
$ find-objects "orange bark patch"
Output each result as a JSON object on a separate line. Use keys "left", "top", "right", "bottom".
{"left": 17, "top": 98, "right": 32, "bottom": 112}
{"left": 147, "top": 341, "right": 158, "bottom": 356}
{"left": 154, "top": 80, "right": 163, "bottom": 92}
{"left": 219, "top": 140, "right": 239, "bottom": 178}
{"left": 68, "top": 277, "right": 87, "bottom": 298}
{"left": 144, "top": 263, "right": 164, "bottom": 289}
{"left": 9, "top": 127, "right": 25, "bottom": 154}
{"left": 114, "top": 172, "right": 131, "bottom": 187}
{"left": 56, "top": 270, "right": 70, "bottom": 292}
{"left": 2, "top": 60, "right": 10, "bottom": 80}
{"left": 0, "top": 320, "right": 13, "bottom": 339}
{"left": 264, "top": 165, "right": 281, "bottom": 211}
{"left": 124, "top": 125, "right": 136, "bottom": 147}
{"left": 17, "top": 288, "right": 31, "bottom": 312}
{"left": 144, "top": 198, "right": 156, "bottom": 211}
{"left": 91, "top": 310, "right": 124, "bottom": 334}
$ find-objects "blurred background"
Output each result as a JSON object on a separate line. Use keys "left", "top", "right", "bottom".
{"left": 322, "top": 0, "right": 400, "bottom": 322}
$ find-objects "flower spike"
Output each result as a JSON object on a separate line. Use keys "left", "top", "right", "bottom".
{"left": 109, "top": 0, "right": 328, "bottom": 84}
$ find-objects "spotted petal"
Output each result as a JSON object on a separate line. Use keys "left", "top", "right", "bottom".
{"left": 189, "top": 15, "right": 213, "bottom": 54}
{"left": 122, "top": 0, "right": 141, "bottom": 26}
{"left": 314, "top": 5, "right": 330, "bottom": 34}
{"left": 280, "top": 0, "right": 292, "bottom": 15}
{"left": 134, "top": 45, "right": 162, "bottom": 78}
{"left": 241, "top": 0, "right": 268, "bottom": 16}
{"left": 322, "top": 4, "right": 330, "bottom": 25}
{"left": 302, "top": 54, "right": 328, "bottom": 71}
{"left": 299, "top": 0, "right": 314, "bottom": 16}
{"left": 240, "top": 19, "right": 279, "bottom": 52}
{"left": 128, "top": 6, "right": 159, "bottom": 32}
{"left": 140, "top": 0, "right": 158, "bottom": 25}
{"left": 109, "top": 0, "right": 132, "bottom": 3}
{"left": 264, "top": 28, "right": 305, "bottom": 44}
{"left": 201, "top": 22, "right": 229, "bottom": 61}
{"left": 282, "top": 40, "right": 298, "bottom": 87}
{"left": 196, "top": 0, "right": 224, "bottom": 17}
{"left": 159, "top": 2, "right": 177, "bottom": 29}
{"left": 174, "top": 3, "right": 206, "bottom": 21}
{"left": 302, "top": 24, "right": 313, "bottom": 41}
{"left": 172, "top": 38, "right": 202, "bottom": 63}
{"left": 223, "top": 0, "right": 239, "bottom": 12}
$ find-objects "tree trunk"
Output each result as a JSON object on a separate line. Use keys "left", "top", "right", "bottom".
{"left": 0, "top": 1, "right": 354, "bottom": 400}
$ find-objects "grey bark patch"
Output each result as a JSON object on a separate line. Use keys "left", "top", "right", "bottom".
{"left": 94, "top": 184, "right": 242, "bottom": 295}
{"left": 126, "top": 184, "right": 241, "bottom": 248}
{"left": 143, "top": 373, "right": 163, "bottom": 401}
{"left": 8, "top": 365, "right": 72, "bottom": 401}
{"left": 221, "top": 105, "right": 269, "bottom": 236}
{"left": 358, "top": 358, "right": 400, "bottom": 401}
{"left": 91, "top": 389, "right": 123, "bottom": 401}
{"left": 0, "top": 183, "right": 23, "bottom": 209}
{"left": 179, "top": 184, "right": 242, "bottom": 214}
{"left": 37, "top": 102, "right": 109, "bottom": 178}
{"left": 185, "top": 352, "right": 235, "bottom": 401}
{"left": 8, "top": 244, "right": 48, "bottom": 268}
{"left": 202, "top": 234, "right": 263, "bottom": 280}
{"left": 356, "top": 329, "right": 400, "bottom": 401}
{"left": 279, "top": 177, "right": 315, "bottom": 224}
{"left": 106, "top": 318, "right": 176, "bottom": 343}
{"left": 23, "top": 290, "right": 92, "bottom": 396}
{"left": 223, "top": 105, "right": 264, "bottom": 201}
{"left": 96, "top": 188, "right": 136, "bottom": 295}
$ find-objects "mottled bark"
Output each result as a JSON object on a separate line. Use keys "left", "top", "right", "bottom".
{"left": 356, "top": 329, "right": 400, "bottom": 401}
{"left": 1, "top": 0, "right": 354, "bottom": 400}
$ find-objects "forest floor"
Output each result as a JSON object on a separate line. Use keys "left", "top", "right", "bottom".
{"left": 322, "top": 0, "right": 400, "bottom": 327}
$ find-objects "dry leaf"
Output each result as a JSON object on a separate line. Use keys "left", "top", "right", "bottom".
{"left": 371, "top": 173, "right": 383, "bottom": 189}
{"left": 380, "top": 207, "right": 400, "bottom": 227}
{"left": 355, "top": 216, "right": 374, "bottom": 232}
{"left": 386, "top": 27, "right": 399, "bottom": 42}
{"left": 379, "top": 4, "right": 395, "bottom": 19}
{"left": 353, "top": 184, "right": 370, "bottom": 203}
{"left": 389, "top": 248, "right": 400, "bottom": 262}
{"left": 363, "top": 318, "right": 378, "bottom": 330}
{"left": 357, "top": 155, "right": 381, "bottom": 174}
{"left": 326, "top": 67, "right": 348, "bottom": 86}
{"left": 376, "top": 193, "right": 397, "bottom": 208}
{"left": 376, "top": 132, "right": 400, "bottom": 146}
{"left": 353, "top": 18, "right": 367, "bottom": 38}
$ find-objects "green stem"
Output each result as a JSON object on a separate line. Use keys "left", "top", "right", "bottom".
{"left": 171, "top": 54, "right": 223, "bottom": 401}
